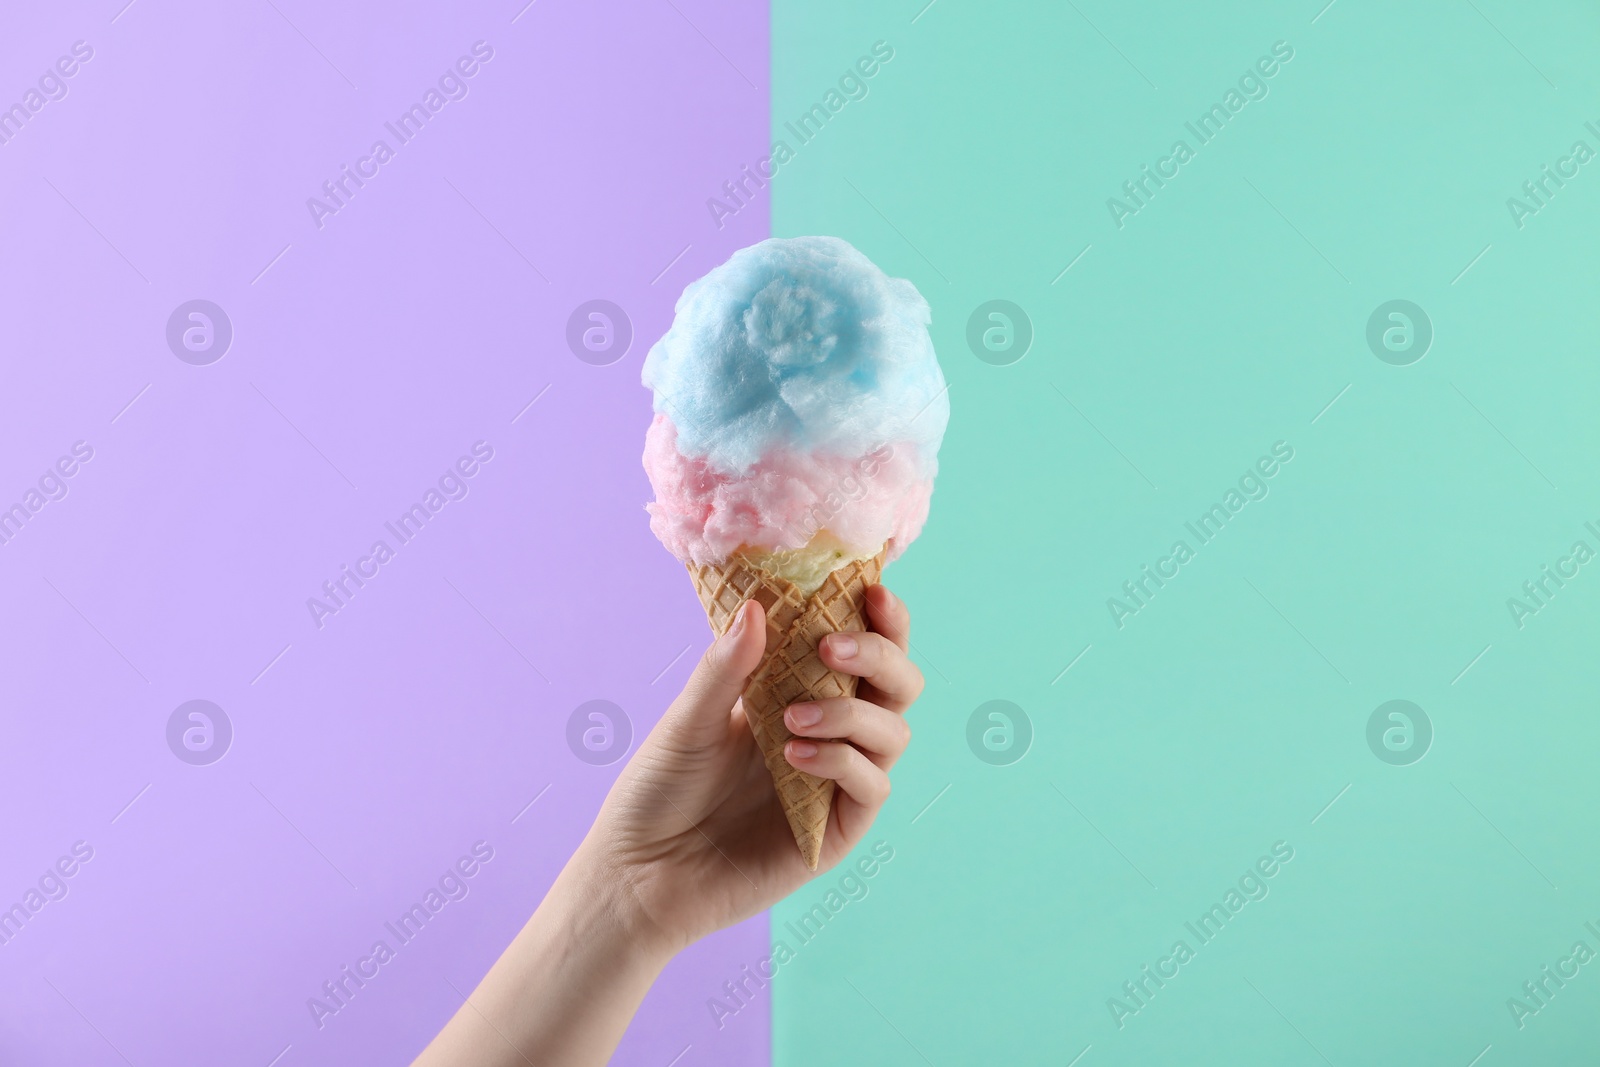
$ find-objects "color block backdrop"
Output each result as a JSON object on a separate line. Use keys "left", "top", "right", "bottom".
{"left": 0, "top": 1, "right": 769, "bottom": 1064}
{"left": 768, "top": 1, "right": 1600, "bottom": 1065}
{"left": 5, "top": 1, "right": 1600, "bottom": 1065}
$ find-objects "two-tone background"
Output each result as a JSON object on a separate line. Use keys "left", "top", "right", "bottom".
{"left": 2, "top": 1, "right": 1596, "bottom": 1063}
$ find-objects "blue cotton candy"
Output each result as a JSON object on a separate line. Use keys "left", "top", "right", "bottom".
{"left": 641, "top": 236, "right": 948, "bottom": 475}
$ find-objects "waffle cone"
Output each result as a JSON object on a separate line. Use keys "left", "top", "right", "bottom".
{"left": 687, "top": 546, "right": 888, "bottom": 869}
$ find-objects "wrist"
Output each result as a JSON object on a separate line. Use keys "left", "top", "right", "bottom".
{"left": 554, "top": 836, "right": 681, "bottom": 974}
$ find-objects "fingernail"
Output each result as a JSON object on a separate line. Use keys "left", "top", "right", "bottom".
{"left": 788, "top": 704, "right": 822, "bottom": 728}
{"left": 726, "top": 601, "right": 749, "bottom": 639}
{"left": 829, "top": 635, "right": 858, "bottom": 659}
{"left": 789, "top": 740, "right": 818, "bottom": 759}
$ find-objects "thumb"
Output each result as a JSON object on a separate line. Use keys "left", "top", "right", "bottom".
{"left": 666, "top": 599, "right": 767, "bottom": 739}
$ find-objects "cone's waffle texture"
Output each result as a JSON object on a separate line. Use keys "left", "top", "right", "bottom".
{"left": 687, "top": 546, "right": 888, "bottom": 869}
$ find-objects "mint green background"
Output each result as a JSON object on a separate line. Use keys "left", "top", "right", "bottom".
{"left": 770, "top": 1, "right": 1600, "bottom": 1064}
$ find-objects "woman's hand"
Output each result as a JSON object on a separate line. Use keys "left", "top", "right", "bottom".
{"left": 587, "top": 584, "right": 923, "bottom": 955}
{"left": 413, "top": 585, "right": 921, "bottom": 1067}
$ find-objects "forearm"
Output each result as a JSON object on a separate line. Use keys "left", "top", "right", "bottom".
{"left": 413, "top": 839, "right": 674, "bottom": 1067}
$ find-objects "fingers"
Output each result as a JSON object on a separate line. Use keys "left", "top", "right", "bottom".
{"left": 662, "top": 600, "right": 766, "bottom": 741}
{"left": 784, "top": 698, "right": 911, "bottom": 769}
{"left": 864, "top": 585, "right": 911, "bottom": 652}
{"left": 818, "top": 630, "right": 924, "bottom": 714}
{"left": 783, "top": 738, "right": 890, "bottom": 811}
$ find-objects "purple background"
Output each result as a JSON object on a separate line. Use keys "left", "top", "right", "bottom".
{"left": 0, "top": 1, "right": 770, "bottom": 1063}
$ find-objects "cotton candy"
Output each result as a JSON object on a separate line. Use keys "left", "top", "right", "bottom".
{"left": 643, "top": 414, "right": 933, "bottom": 565}
{"left": 642, "top": 236, "right": 947, "bottom": 566}
{"left": 642, "top": 236, "right": 948, "bottom": 475}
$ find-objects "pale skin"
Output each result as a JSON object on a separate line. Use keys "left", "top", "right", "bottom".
{"left": 414, "top": 585, "right": 923, "bottom": 1066}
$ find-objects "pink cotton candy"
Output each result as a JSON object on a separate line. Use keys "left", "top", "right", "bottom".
{"left": 643, "top": 414, "right": 933, "bottom": 566}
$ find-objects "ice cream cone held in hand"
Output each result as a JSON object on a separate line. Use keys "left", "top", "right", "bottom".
{"left": 641, "top": 236, "right": 949, "bottom": 867}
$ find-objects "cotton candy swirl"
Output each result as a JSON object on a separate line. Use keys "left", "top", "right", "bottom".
{"left": 642, "top": 236, "right": 948, "bottom": 583}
